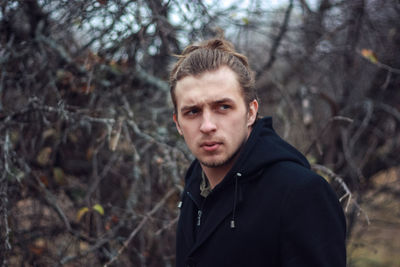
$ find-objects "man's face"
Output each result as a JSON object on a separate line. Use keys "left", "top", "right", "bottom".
{"left": 173, "top": 66, "right": 258, "bottom": 170}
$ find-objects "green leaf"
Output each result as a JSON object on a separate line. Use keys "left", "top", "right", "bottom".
{"left": 92, "top": 204, "right": 104, "bottom": 215}
{"left": 53, "top": 167, "right": 66, "bottom": 185}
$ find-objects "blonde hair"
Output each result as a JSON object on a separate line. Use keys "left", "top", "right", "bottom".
{"left": 169, "top": 38, "right": 257, "bottom": 113}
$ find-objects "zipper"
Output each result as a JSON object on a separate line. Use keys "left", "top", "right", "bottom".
{"left": 187, "top": 191, "right": 208, "bottom": 227}
{"left": 197, "top": 210, "right": 202, "bottom": 226}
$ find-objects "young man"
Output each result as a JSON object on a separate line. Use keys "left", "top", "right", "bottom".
{"left": 170, "top": 38, "right": 346, "bottom": 267}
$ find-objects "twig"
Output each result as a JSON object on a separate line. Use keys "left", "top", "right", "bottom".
{"left": 0, "top": 69, "right": 5, "bottom": 112}
{"left": 35, "top": 33, "right": 86, "bottom": 75}
{"left": 135, "top": 63, "right": 169, "bottom": 92}
{"left": 33, "top": 173, "right": 72, "bottom": 232}
{"left": 37, "top": 30, "right": 170, "bottom": 94}
{"left": 349, "top": 100, "right": 373, "bottom": 150}
{"left": 270, "top": 77, "right": 301, "bottom": 122}
{"left": 298, "top": 0, "right": 312, "bottom": 14}
{"left": 376, "top": 102, "right": 400, "bottom": 122}
{"left": 0, "top": 132, "right": 12, "bottom": 265}
{"left": 0, "top": 99, "right": 115, "bottom": 126}
{"left": 104, "top": 187, "right": 178, "bottom": 267}
{"left": 305, "top": 116, "right": 353, "bottom": 155}
{"left": 256, "top": 0, "right": 293, "bottom": 78}
{"left": 59, "top": 225, "right": 122, "bottom": 265}
{"left": 32, "top": 171, "right": 104, "bottom": 245}
{"left": 155, "top": 216, "right": 179, "bottom": 236}
{"left": 360, "top": 52, "right": 400, "bottom": 74}
{"left": 340, "top": 128, "right": 365, "bottom": 182}
{"left": 85, "top": 152, "right": 120, "bottom": 204}
{"left": 1, "top": 99, "right": 186, "bottom": 168}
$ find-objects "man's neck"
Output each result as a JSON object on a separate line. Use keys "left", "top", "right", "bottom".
{"left": 201, "top": 164, "right": 232, "bottom": 189}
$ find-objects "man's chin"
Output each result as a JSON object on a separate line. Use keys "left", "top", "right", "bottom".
{"left": 199, "top": 156, "right": 232, "bottom": 168}
{"left": 200, "top": 160, "right": 227, "bottom": 168}
{"left": 198, "top": 146, "right": 242, "bottom": 169}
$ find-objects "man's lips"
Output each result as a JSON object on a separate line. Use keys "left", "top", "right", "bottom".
{"left": 200, "top": 141, "right": 222, "bottom": 152}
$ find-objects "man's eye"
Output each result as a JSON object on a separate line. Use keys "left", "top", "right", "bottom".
{"left": 219, "top": 104, "right": 231, "bottom": 110}
{"left": 186, "top": 109, "right": 199, "bottom": 116}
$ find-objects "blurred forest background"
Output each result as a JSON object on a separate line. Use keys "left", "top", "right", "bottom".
{"left": 1, "top": 0, "right": 399, "bottom": 266}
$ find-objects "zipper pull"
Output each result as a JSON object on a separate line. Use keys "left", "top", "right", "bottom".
{"left": 197, "top": 210, "right": 202, "bottom": 226}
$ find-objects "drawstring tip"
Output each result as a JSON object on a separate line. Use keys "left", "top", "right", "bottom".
{"left": 230, "top": 220, "right": 236, "bottom": 229}
{"left": 177, "top": 201, "right": 182, "bottom": 209}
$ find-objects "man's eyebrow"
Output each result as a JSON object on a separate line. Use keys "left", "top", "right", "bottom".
{"left": 180, "top": 98, "right": 234, "bottom": 112}
{"left": 180, "top": 105, "right": 199, "bottom": 113}
{"left": 213, "top": 98, "right": 234, "bottom": 104}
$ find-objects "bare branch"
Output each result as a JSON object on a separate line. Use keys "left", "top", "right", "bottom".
{"left": 376, "top": 102, "right": 400, "bottom": 122}
{"left": 0, "top": 137, "right": 11, "bottom": 265}
{"left": 311, "top": 163, "right": 370, "bottom": 224}
{"left": 305, "top": 116, "right": 353, "bottom": 155}
{"left": 359, "top": 50, "right": 400, "bottom": 74}
{"left": 135, "top": 63, "right": 169, "bottom": 92}
{"left": 104, "top": 187, "right": 179, "bottom": 267}
{"left": 256, "top": 0, "right": 293, "bottom": 78}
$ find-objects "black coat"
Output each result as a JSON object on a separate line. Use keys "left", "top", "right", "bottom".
{"left": 176, "top": 117, "right": 346, "bottom": 267}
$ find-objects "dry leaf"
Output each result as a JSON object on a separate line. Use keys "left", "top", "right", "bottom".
{"left": 109, "top": 119, "right": 123, "bottom": 151}
{"left": 37, "top": 147, "right": 52, "bottom": 166}
{"left": 79, "top": 241, "right": 89, "bottom": 251}
{"left": 361, "top": 49, "right": 378, "bottom": 64}
{"left": 42, "top": 128, "right": 56, "bottom": 140}
{"left": 29, "top": 238, "right": 46, "bottom": 255}
{"left": 86, "top": 147, "right": 94, "bottom": 160}
{"left": 39, "top": 175, "right": 49, "bottom": 187}
{"left": 77, "top": 207, "right": 89, "bottom": 221}
{"left": 53, "top": 167, "right": 66, "bottom": 185}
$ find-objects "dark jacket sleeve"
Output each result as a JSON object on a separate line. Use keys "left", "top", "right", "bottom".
{"left": 280, "top": 174, "right": 347, "bottom": 267}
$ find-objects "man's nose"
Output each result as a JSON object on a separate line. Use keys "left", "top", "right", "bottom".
{"left": 200, "top": 111, "right": 217, "bottom": 133}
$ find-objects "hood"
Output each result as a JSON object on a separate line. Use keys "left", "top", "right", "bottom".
{"left": 185, "top": 116, "right": 310, "bottom": 190}
{"left": 230, "top": 116, "right": 310, "bottom": 178}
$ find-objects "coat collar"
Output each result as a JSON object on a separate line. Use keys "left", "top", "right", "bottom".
{"left": 190, "top": 181, "right": 243, "bottom": 255}
{"left": 183, "top": 165, "right": 244, "bottom": 256}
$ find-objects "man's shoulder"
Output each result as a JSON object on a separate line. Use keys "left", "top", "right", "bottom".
{"left": 255, "top": 160, "right": 342, "bottom": 216}
{"left": 258, "top": 160, "right": 328, "bottom": 190}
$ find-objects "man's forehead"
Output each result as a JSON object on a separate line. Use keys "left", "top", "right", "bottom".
{"left": 176, "top": 85, "right": 240, "bottom": 106}
{"left": 174, "top": 66, "right": 245, "bottom": 108}
{"left": 176, "top": 66, "right": 239, "bottom": 86}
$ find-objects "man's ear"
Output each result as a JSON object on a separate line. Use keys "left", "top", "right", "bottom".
{"left": 247, "top": 100, "right": 259, "bottom": 127}
{"left": 173, "top": 113, "right": 183, "bottom": 135}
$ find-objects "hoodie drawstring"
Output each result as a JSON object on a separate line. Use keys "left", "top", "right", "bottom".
{"left": 231, "top": 172, "right": 241, "bottom": 229}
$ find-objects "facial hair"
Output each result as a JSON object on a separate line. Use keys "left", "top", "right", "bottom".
{"left": 199, "top": 138, "right": 246, "bottom": 168}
